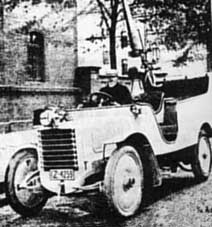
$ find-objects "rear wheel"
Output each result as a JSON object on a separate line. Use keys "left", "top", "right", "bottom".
{"left": 103, "top": 145, "right": 144, "bottom": 217}
{"left": 5, "top": 149, "right": 48, "bottom": 216}
{"left": 192, "top": 130, "right": 212, "bottom": 181}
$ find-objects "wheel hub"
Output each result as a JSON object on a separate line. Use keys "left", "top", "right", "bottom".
{"left": 14, "top": 156, "right": 45, "bottom": 207}
{"left": 17, "top": 170, "right": 42, "bottom": 193}
{"left": 202, "top": 153, "right": 207, "bottom": 160}
{"left": 198, "top": 136, "right": 211, "bottom": 175}
{"left": 123, "top": 177, "right": 135, "bottom": 191}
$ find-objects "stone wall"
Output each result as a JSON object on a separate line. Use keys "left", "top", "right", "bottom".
{"left": 0, "top": 0, "right": 80, "bottom": 131}
{"left": 0, "top": 86, "right": 81, "bottom": 133}
{"left": 2, "top": 0, "right": 78, "bottom": 87}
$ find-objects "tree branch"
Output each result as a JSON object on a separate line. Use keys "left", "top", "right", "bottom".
{"left": 111, "top": 0, "right": 120, "bottom": 22}
{"left": 96, "top": 0, "right": 111, "bottom": 29}
{"left": 117, "top": 7, "right": 123, "bottom": 18}
{"left": 96, "top": 0, "right": 111, "bottom": 19}
{"left": 111, "top": 0, "right": 114, "bottom": 9}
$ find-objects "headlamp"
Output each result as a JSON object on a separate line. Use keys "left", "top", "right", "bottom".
{"left": 40, "top": 110, "right": 54, "bottom": 126}
{"left": 39, "top": 107, "right": 66, "bottom": 127}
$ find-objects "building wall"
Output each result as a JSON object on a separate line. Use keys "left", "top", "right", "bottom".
{"left": 0, "top": 0, "right": 80, "bottom": 130}
{"left": 3, "top": 0, "right": 78, "bottom": 87}
{"left": 0, "top": 86, "right": 80, "bottom": 133}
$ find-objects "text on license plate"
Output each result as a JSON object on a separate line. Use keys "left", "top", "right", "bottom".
{"left": 50, "top": 169, "right": 75, "bottom": 181}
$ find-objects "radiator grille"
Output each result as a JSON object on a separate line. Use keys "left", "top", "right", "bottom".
{"left": 39, "top": 129, "right": 78, "bottom": 171}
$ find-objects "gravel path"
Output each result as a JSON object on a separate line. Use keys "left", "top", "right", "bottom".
{"left": 1, "top": 171, "right": 212, "bottom": 227}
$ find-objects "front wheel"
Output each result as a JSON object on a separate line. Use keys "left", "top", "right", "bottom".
{"left": 103, "top": 146, "right": 144, "bottom": 217}
{"left": 5, "top": 149, "right": 48, "bottom": 216}
{"left": 192, "top": 130, "right": 212, "bottom": 181}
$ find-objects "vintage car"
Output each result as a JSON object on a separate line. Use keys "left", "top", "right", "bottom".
{"left": 3, "top": 0, "right": 212, "bottom": 218}
{"left": 3, "top": 70, "right": 212, "bottom": 217}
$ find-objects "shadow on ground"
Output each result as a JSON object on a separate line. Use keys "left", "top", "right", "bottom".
{"left": 0, "top": 183, "right": 7, "bottom": 208}
{"left": 4, "top": 173, "right": 205, "bottom": 227}
{"left": 146, "top": 174, "right": 198, "bottom": 206}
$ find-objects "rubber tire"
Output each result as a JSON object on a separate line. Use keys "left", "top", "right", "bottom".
{"left": 103, "top": 145, "right": 144, "bottom": 217}
{"left": 5, "top": 149, "right": 48, "bottom": 217}
{"left": 191, "top": 130, "right": 212, "bottom": 181}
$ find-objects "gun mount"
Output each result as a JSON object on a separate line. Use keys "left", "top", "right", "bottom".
{"left": 121, "top": 0, "right": 144, "bottom": 57}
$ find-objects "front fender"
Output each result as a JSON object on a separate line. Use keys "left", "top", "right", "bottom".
{"left": 0, "top": 144, "right": 38, "bottom": 183}
{"left": 0, "top": 129, "right": 38, "bottom": 183}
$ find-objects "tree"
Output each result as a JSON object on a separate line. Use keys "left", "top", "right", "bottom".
{"left": 96, "top": 0, "right": 122, "bottom": 69}
{"left": 96, "top": 0, "right": 210, "bottom": 69}
{"left": 133, "top": 0, "right": 210, "bottom": 49}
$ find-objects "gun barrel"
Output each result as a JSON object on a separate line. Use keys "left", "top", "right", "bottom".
{"left": 121, "top": 0, "right": 143, "bottom": 57}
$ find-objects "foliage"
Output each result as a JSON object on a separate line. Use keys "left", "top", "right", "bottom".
{"left": 95, "top": 0, "right": 211, "bottom": 68}
{"left": 133, "top": 0, "right": 210, "bottom": 49}
{"left": 4, "top": 0, "right": 75, "bottom": 12}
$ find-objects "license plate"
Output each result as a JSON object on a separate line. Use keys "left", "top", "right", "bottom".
{"left": 49, "top": 169, "right": 75, "bottom": 181}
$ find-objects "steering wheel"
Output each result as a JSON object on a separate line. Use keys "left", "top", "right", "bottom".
{"left": 89, "top": 91, "right": 114, "bottom": 107}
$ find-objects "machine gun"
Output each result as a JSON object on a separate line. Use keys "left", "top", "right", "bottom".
{"left": 121, "top": 0, "right": 144, "bottom": 58}
{"left": 121, "top": 0, "right": 164, "bottom": 88}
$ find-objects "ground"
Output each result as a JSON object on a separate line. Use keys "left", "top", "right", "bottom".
{"left": 1, "top": 170, "right": 212, "bottom": 227}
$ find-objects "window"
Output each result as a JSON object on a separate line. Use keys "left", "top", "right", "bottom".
{"left": 64, "top": 0, "right": 76, "bottom": 8}
{"left": 27, "top": 31, "right": 45, "bottom": 82}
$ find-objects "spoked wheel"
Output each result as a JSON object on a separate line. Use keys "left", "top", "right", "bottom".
{"left": 192, "top": 130, "right": 212, "bottom": 181}
{"left": 103, "top": 145, "right": 144, "bottom": 217}
{"left": 5, "top": 149, "right": 48, "bottom": 216}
